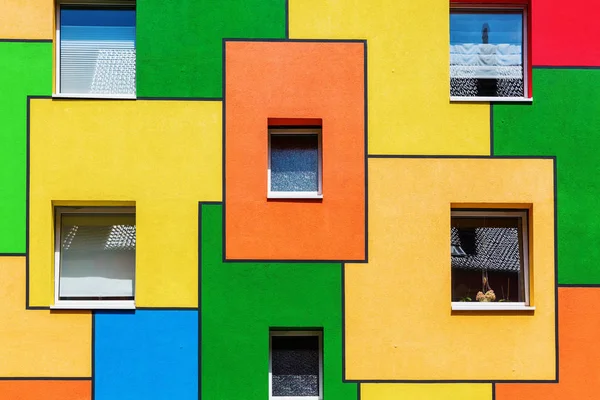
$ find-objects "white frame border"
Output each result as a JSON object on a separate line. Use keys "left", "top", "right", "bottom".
{"left": 53, "top": 206, "right": 136, "bottom": 310}
{"left": 450, "top": 209, "right": 532, "bottom": 311}
{"left": 269, "top": 330, "right": 323, "bottom": 400}
{"left": 54, "top": 0, "right": 137, "bottom": 99}
{"left": 267, "top": 128, "right": 323, "bottom": 200}
{"left": 449, "top": 3, "right": 531, "bottom": 102}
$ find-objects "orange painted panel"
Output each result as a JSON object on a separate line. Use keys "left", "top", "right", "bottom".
{"left": 224, "top": 41, "right": 366, "bottom": 260}
{"left": 0, "top": 0, "right": 53, "bottom": 40}
{"left": 0, "top": 380, "right": 91, "bottom": 400}
{"left": 496, "top": 287, "right": 600, "bottom": 399}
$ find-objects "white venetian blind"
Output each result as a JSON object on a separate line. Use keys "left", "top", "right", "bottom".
{"left": 59, "top": 213, "right": 136, "bottom": 299}
{"left": 59, "top": 6, "right": 136, "bottom": 95}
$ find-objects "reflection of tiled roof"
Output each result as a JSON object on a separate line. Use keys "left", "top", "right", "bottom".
{"left": 62, "top": 225, "right": 136, "bottom": 252}
{"left": 451, "top": 227, "right": 520, "bottom": 272}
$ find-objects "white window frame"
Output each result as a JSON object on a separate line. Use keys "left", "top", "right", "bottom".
{"left": 54, "top": 0, "right": 137, "bottom": 99}
{"left": 269, "top": 330, "right": 323, "bottom": 400}
{"left": 449, "top": 3, "right": 532, "bottom": 103}
{"left": 450, "top": 210, "right": 534, "bottom": 311}
{"left": 52, "top": 206, "right": 136, "bottom": 310}
{"left": 267, "top": 128, "right": 323, "bottom": 200}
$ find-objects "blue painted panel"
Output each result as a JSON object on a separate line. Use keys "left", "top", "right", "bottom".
{"left": 94, "top": 310, "right": 198, "bottom": 400}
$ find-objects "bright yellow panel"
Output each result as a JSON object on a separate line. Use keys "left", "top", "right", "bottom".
{"left": 0, "top": 257, "right": 91, "bottom": 376}
{"left": 345, "top": 158, "right": 556, "bottom": 380}
{"left": 289, "top": 0, "right": 490, "bottom": 155}
{"left": 0, "top": 0, "right": 53, "bottom": 39}
{"left": 362, "top": 383, "right": 492, "bottom": 400}
{"left": 29, "top": 99, "right": 222, "bottom": 307}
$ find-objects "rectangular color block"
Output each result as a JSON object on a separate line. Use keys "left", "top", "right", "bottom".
{"left": 136, "top": 0, "right": 286, "bottom": 98}
{"left": 0, "top": 257, "right": 91, "bottom": 377}
{"left": 0, "top": 42, "right": 51, "bottom": 253}
{"left": 28, "top": 99, "right": 222, "bottom": 307}
{"left": 225, "top": 41, "right": 366, "bottom": 261}
{"left": 0, "top": 0, "right": 53, "bottom": 40}
{"left": 94, "top": 310, "right": 198, "bottom": 400}
{"left": 361, "top": 383, "right": 492, "bottom": 400}
{"left": 201, "top": 204, "right": 357, "bottom": 400}
{"left": 345, "top": 158, "right": 556, "bottom": 381}
{"left": 0, "top": 381, "right": 91, "bottom": 400}
{"left": 496, "top": 288, "right": 600, "bottom": 399}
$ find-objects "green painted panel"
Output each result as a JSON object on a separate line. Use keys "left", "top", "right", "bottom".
{"left": 493, "top": 68, "right": 600, "bottom": 284}
{"left": 0, "top": 43, "right": 51, "bottom": 253}
{"left": 137, "top": 0, "right": 286, "bottom": 98}
{"left": 201, "top": 204, "right": 356, "bottom": 400}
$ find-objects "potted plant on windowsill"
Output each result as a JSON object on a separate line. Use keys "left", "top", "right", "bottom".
{"left": 475, "top": 270, "right": 496, "bottom": 302}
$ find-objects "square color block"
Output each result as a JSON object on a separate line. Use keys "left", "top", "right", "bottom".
{"left": 28, "top": 99, "right": 222, "bottom": 307}
{"left": 224, "top": 41, "right": 366, "bottom": 261}
{"left": 345, "top": 158, "right": 556, "bottom": 380}
{"left": 94, "top": 310, "right": 198, "bottom": 400}
{"left": 496, "top": 288, "right": 600, "bottom": 399}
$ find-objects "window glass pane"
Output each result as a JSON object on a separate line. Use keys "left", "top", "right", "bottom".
{"left": 60, "top": 6, "right": 136, "bottom": 95}
{"left": 270, "top": 134, "right": 319, "bottom": 192}
{"left": 272, "top": 335, "right": 319, "bottom": 396}
{"left": 450, "top": 12, "right": 523, "bottom": 97}
{"left": 451, "top": 216, "right": 524, "bottom": 302}
{"left": 59, "top": 213, "right": 135, "bottom": 299}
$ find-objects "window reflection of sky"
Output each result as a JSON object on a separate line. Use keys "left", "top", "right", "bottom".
{"left": 60, "top": 8, "right": 135, "bottom": 42}
{"left": 450, "top": 13, "right": 522, "bottom": 45}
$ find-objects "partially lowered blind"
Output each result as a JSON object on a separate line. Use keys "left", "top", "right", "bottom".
{"left": 59, "top": 213, "right": 136, "bottom": 299}
{"left": 59, "top": 6, "right": 136, "bottom": 95}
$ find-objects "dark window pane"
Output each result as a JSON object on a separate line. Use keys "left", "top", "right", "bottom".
{"left": 272, "top": 335, "right": 319, "bottom": 396}
{"left": 270, "top": 134, "right": 319, "bottom": 192}
{"left": 450, "top": 12, "right": 524, "bottom": 97}
{"left": 451, "top": 216, "right": 524, "bottom": 302}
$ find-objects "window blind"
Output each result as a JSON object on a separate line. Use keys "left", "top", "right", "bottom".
{"left": 59, "top": 214, "right": 135, "bottom": 298}
{"left": 59, "top": 6, "right": 136, "bottom": 95}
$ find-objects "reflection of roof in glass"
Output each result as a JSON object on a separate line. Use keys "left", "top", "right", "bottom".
{"left": 62, "top": 224, "right": 136, "bottom": 251}
{"left": 451, "top": 227, "right": 520, "bottom": 272}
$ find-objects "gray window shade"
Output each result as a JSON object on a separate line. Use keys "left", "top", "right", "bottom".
{"left": 59, "top": 214, "right": 135, "bottom": 298}
{"left": 272, "top": 336, "right": 319, "bottom": 396}
{"left": 270, "top": 134, "right": 319, "bottom": 192}
{"left": 59, "top": 6, "right": 136, "bottom": 95}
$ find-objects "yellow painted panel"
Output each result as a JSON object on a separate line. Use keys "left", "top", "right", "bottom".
{"left": 289, "top": 0, "right": 490, "bottom": 155}
{"left": 362, "top": 383, "right": 492, "bottom": 400}
{"left": 0, "top": 0, "right": 53, "bottom": 39}
{"left": 0, "top": 257, "right": 91, "bottom": 376}
{"left": 29, "top": 99, "right": 222, "bottom": 307}
{"left": 346, "top": 158, "right": 556, "bottom": 380}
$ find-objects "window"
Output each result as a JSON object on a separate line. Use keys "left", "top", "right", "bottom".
{"left": 268, "top": 128, "right": 323, "bottom": 199}
{"left": 451, "top": 210, "right": 531, "bottom": 310}
{"left": 269, "top": 331, "right": 323, "bottom": 400}
{"left": 54, "top": 207, "right": 136, "bottom": 309}
{"left": 450, "top": 3, "right": 530, "bottom": 100}
{"left": 56, "top": 3, "right": 136, "bottom": 97}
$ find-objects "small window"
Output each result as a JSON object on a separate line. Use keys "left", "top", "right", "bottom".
{"left": 268, "top": 129, "right": 323, "bottom": 199}
{"left": 57, "top": 3, "right": 136, "bottom": 96}
{"left": 451, "top": 210, "right": 529, "bottom": 307}
{"left": 54, "top": 207, "right": 135, "bottom": 308}
{"left": 450, "top": 3, "right": 530, "bottom": 100}
{"left": 269, "top": 331, "right": 323, "bottom": 400}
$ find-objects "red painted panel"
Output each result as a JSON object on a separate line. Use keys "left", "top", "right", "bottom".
{"left": 533, "top": 0, "right": 600, "bottom": 66}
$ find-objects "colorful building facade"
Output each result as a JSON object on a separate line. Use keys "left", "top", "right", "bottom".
{"left": 0, "top": 0, "right": 598, "bottom": 399}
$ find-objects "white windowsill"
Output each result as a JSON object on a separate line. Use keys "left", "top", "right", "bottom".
{"left": 51, "top": 300, "right": 136, "bottom": 310}
{"left": 452, "top": 302, "right": 535, "bottom": 311}
{"left": 450, "top": 96, "right": 533, "bottom": 103}
{"left": 268, "top": 192, "right": 323, "bottom": 200}
{"left": 271, "top": 397, "right": 321, "bottom": 400}
{"left": 52, "top": 93, "right": 137, "bottom": 100}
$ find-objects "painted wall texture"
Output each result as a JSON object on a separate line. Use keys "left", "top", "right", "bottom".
{"left": 0, "top": 0, "right": 598, "bottom": 398}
